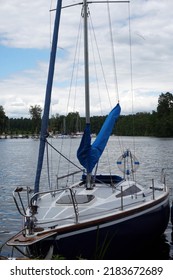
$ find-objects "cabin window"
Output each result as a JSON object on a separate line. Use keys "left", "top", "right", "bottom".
{"left": 56, "top": 194, "right": 94, "bottom": 204}
{"left": 116, "top": 185, "right": 141, "bottom": 198}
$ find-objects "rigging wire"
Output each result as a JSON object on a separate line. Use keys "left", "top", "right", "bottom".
{"left": 46, "top": 139, "right": 83, "bottom": 172}
{"left": 66, "top": 16, "right": 83, "bottom": 184}
{"left": 87, "top": 9, "right": 111, "bottom": 175}
{"left": 128, "top": 2, "right": 137, "bottom": 181}
{"left": 45, "top": 0, "right": 56, "bottom": 189}
{"left": 105, "top": 1, "right": 138, "bottom": 181}
{"left": 55, "top": 14, "right": 83, "bottom": 186}
{"left": 89, "top": 2, "right": 122, "bottom": 175}
{"left": 49, "top": 0, "right": 54, "bottom": 46}
{"left": 114, "top": 2, "right": 138, "bottom": 181}
{"left": 90, "top": 14, "right": 112, "bottom": 110}
{"left": 66, "top": 16, "right": 83, "bottom": 114}
{"left": 46, "top": 140, "right": 52, "bottom": 189}
{"left": 48, "top": 1, "right": 136, "bottom": 182}
{"left": 89, "top": 18, "right": 103, "bottom": 114}
{"left": 106, "top": 1, "right": 120, "bottom": 176}
{"left": 106, "top": 0, "right": 119, "bottom": 104}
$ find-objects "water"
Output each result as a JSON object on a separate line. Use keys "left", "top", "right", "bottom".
{"left": 0, "top": 137, "right": 173, "bottom": 259}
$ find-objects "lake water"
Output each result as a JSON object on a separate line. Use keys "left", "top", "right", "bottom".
{"left": 0, "top": 136, "right": 173, "bottom": 259}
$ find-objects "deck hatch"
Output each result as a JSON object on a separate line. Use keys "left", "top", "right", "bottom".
{"left": 56, "top": 194, "right": 95, "bottom": 204}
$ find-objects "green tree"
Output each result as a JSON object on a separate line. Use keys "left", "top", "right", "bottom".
{"left": 0, "top": 105, "right": 8, "bottom": 134}
{"left": 66, "top": 112, "right": 80, "bottom": 134}
{"left": 157, "top": 92, "right": 173, "bottom": 115}
{"left": 50, "top": 113, "right": 65, "bottom": 134}
{"left": 156, "top": 92, "right": 173, "bottom": 136}
{"left": 29, "top": 105, "right": 42, "bottom": 134}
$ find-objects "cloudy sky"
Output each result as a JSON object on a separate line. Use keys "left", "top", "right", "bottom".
{"left": 0, "top": 0, "right": 173, "bottom": 118}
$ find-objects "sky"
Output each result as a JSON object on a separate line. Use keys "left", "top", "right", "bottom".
{"left": 0, "top": 0, "right": 173, "bottom": 118}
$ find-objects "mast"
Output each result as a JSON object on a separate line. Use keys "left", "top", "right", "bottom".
{"left": 34, "top": 0, "right": 62, "bottom": 193}
{"left": 83, "top": 0, "right": 93, "bottom": 189}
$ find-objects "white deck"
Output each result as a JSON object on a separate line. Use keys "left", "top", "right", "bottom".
{"left": 32, "top": 180, "right": 167, "bottom": 229}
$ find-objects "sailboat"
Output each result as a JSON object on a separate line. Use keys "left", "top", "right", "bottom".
{"left": 7, "top": 0, "right": 170, "bottom": 259}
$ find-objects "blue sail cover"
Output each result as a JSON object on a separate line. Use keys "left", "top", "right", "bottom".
{"left": 77, "top": 103, "right": 121, "bottom": 173}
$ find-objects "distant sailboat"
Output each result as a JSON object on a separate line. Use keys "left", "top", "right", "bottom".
{"left": 7, "top": 0, "right": 170, "bottom": 259}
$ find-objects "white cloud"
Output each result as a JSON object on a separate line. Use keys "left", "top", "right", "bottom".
{"left": 0, "top": 0, "right": 51, "bottom": 48}
{"left": 0, "top": 0, "right": 173, "bottom": 118}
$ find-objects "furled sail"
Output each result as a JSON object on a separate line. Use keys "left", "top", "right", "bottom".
{"left": 77, "top": 103, "right": 121, "bottom": 173}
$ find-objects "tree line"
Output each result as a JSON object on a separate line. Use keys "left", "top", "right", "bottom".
{"left": 0, "top": 92, "right": 173, "bottom": 137}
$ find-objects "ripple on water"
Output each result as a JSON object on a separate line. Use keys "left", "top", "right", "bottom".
{"left": 0, "top": 138, "right": 173, "bottom": 258}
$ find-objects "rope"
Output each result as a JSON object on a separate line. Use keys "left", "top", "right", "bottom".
{"left": 46, "top": 140, "right": 51, "bottom": 189}
{"left": 46, "top": 139, "right": 83, "bottom": 172}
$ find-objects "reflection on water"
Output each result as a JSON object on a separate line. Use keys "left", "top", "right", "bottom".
{"left": 0, "top": 137, "right": 173, "bottom": 259}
